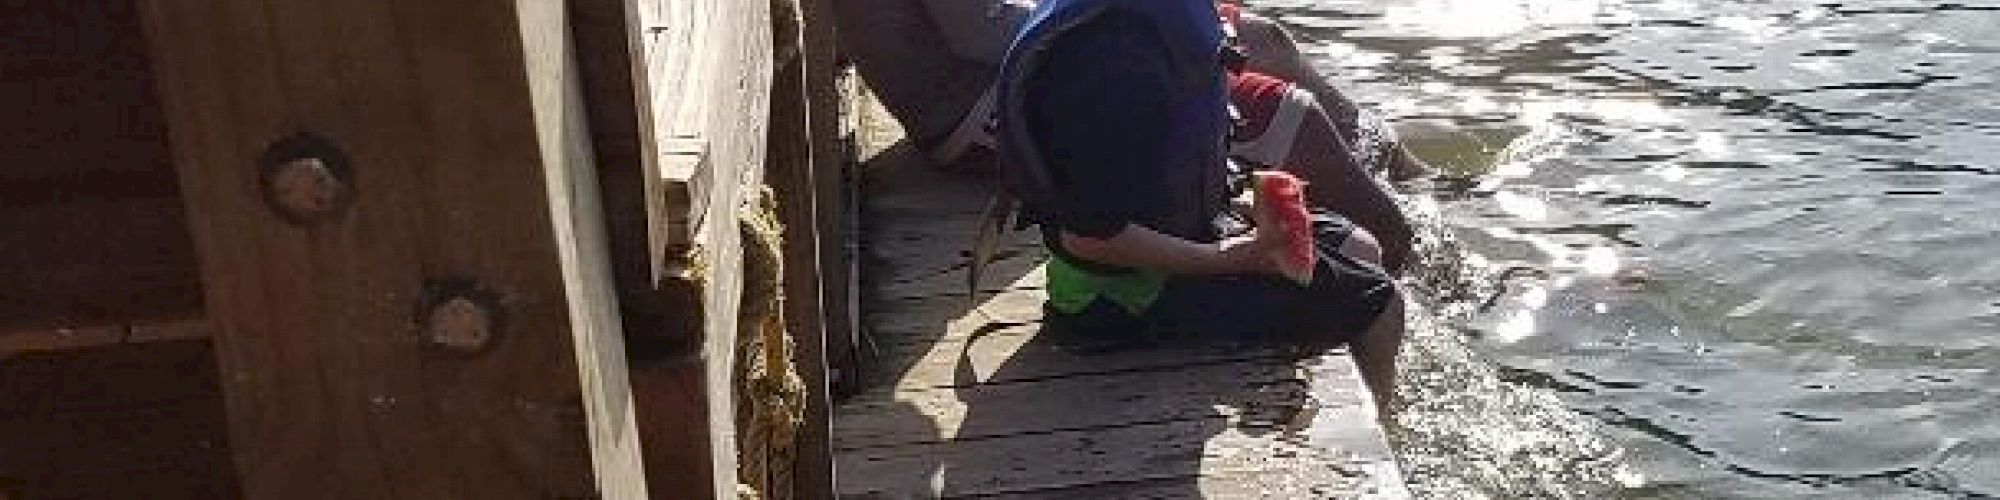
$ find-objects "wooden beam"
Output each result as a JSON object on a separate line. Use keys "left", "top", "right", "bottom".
{"left": 763, "top": 0, "right": 835, "bottom": 496}
{"left": 568, "top": 0, "right": 707, "bottom": 360}
{"left": 790, "top": 0, "right": 850, "bottom": 496}
{"left": 140, "top": 0, "right": 647, "bottom": 496}
{"left": 567, "top": 0, "right": 728, "bottom": 497}
{"left": 0, "top": 339, "right": 237, "bottom": 499}
{"left": 573, "top": 0, "right": 783, "bottom": 496}
{"left": 636, "top": 0, "right": 777, "bottom": 495}
{"left": 0, "top": 0, "right": 202, "bottom": 330}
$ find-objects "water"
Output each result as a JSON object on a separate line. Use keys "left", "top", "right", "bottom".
{"left": 1251, "top": 0, "right": 2000, "bottom": 497}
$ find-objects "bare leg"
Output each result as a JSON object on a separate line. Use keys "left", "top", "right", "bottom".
{"left": 1237, "top": 15, "right": 1434, "bottom": 181}
{"left": 1333, "top": 228, "right": 1407, "bottom": 418}
{"left": 1282, "top": 102, "right": 1416, "bottom": 274}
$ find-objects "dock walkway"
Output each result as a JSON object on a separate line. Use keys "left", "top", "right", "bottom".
{"left": 831, "top": 103, "right": 1406, "bottom": 499}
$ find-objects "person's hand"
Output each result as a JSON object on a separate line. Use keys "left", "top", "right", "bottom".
{"left": 1246, "top": 171, "right": 1318, "bottom": 283}
{"left": 1219, "top": 226, "right": 1287, "bottom": 276}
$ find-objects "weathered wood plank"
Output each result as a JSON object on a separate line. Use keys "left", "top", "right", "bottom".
{"left": 865, "top": 287, "right": 1047, "bottom": 340}
{"left": 764, "top": 0, "right": 850, "bottom": 495}
{"left": 628, "top": 359, "right": 716, "bottom": 497}
{"left": 799, "top": 6, "right": 849, "bottom": 500}
{"left": 140, "top": 0, "right": 646, "bottom": 495}
{"left": 0, "top": 319, "right": 210, "bottom": 357}
{"left": 567, "top": 0, "right": 740, "bottom": 495}
{"left": 0, "top": 340, "right": 237, "bottom": 499}
{"left": 834, "top": 357, "right": 1308, "bottom": 450}
{"left": 767, "top": 0, "right": 828, "bottom": 496}
{"left": 860, "top": 321, "right": 1294, "bottom": 394}
{"left": 522, "top": 3, "right": 653, "bottom": 495}
{"left": 570, "top": 0, "right": 704, "bottom": 357}
{"left": 835, "top": 416, "right": 1376, "bottom": 498}
{"left": 635, "top": 0, "right": 779, "bottom": 494}
{"left": 828, "top": 101, "right": 873, "bottom": 399}
{"left": 0, "top": 0, "right": 201, "bottom": 330}
{"left": 871, "top": 244, "right": 1047, "bottom": 302}
{"left": 0, "top": 197, "right": 201, "bottom": 331}
{"left": 864, "top": 220, "right": 1044, "bottom": 284}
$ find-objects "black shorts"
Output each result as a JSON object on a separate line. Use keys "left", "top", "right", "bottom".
{"left": 1046, "top": 211, "right": 1397, "bottom": 347}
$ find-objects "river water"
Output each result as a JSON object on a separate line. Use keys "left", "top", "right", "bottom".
{"left": 1252, "top": 0, "right": 2000, "bottom": 497}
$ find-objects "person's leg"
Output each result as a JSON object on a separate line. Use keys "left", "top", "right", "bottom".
{"left": 1235, "top": 16, "right": 1361, "bottom": 136}
{"left": 1226, "top": 71, "right": 1414, "bottom": 272}
{"left": 1148, "top": 215, "right": 1406, "bottom": 415}
{"left": 1332, "top": 228, "right": 1407, "bottom": 416}
{"left": 1236, "top": 15, "right": 1433, "bottom": 180}
{"left": 1282, "top": 101, "right": 1416, "bottom": 274}
{"left": 833, "top": 0, "right": 990, "bottom": 152}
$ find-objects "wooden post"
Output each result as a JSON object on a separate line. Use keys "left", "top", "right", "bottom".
{"left": 566, "top": 0, "right": 725, "bottom": 497}
{"left": 141, "top": 0, "right": 648, "bottom": 497}
{"left": 786, "top": 0, "right": 851, "bottom": 496}
{"left": 763, "top": 0, "right": 836, "bottom": 496}
{"left": 632, "top": 0, "right": 776, "bottom": 495}
{"left": 568, "top": 0, "right": 782, "bottom": 495}
{"left": 800, "top": 0, "right": 855, "bottom": 397}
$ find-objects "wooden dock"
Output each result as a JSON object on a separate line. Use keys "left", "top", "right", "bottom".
{"left": 832, "top": 104, "right": 1408, "bottom": 499}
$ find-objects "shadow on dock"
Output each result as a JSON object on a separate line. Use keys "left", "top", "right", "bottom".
{"left": 833, "top": 139, "right": 1393, "bottom": 499}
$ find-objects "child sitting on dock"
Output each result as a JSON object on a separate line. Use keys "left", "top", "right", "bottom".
{"left": 838, "top": 0, "right": 1422, "bottom": 272}
{"left": 994, "top": 0, "right": 1410, "bottom": 414}
{"left": 859, "top": 0, "right": 1431, "bottom": 180}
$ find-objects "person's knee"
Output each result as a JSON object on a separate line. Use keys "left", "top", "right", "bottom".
{"left": 1237, "top": 17, "right": 1306, "bottom": 74}
{"left": 1237, "top": 15, "right": 1301, "bottom": 57}
{"left": 1339, "top": 227, "right": 1385, "bottom": 268}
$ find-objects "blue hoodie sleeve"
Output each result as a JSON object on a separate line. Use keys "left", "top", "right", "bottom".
{"left": 1023, "top": 11, "right": 1177, "bottom": 239}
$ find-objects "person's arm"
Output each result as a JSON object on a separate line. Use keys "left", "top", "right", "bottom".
{"left": 1060, "top": 223, "right": 1281, "bottom": 276}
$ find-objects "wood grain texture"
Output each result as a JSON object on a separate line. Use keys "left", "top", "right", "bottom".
{"left": 0, "top": 0, "right": 200, "bottom": 329}
{"left": 764, "top": 0, "right": 841, "bottom": 495}
{"left": 837, "top": 417, "right": 1371, "bottom": 498}
{"left": 0, "top": 340, "right": 238, "bottom": 499}
{"left": 140, "top": 0, "right": 646, "bottom": 496}
{"left": 834, "top": 357, "right": 1307, "bottom": 450}
{"left": 792, "top": 0, "right": 848, "bottom": 496}
{"left": 569, "top": 0, "right": 701, "bottom": 359}
{"left": 629, "top": 359, "right": 717, "bottom": 497}
{"left": 858, "top": 322, "right": 1290, "bottom": 394}
{"left": 634, "top": 0, "right": 779, "bottom": 494}
{"left": 567, "top": 0, "right": 740, "bottom": 497}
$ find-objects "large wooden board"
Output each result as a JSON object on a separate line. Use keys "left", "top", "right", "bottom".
{"left": 859, "top": 321, "right": 1295, "bottom": 393}
{"left": 0, "top": 340, "right": 236, "bottom": 499}
{"left": 764, "top": 0, "right": 849, "bottom": 495}
{"left": 0, "top": 0, "right": 200, "bottom": 329}
{"left": 835, "top": 357, "right": 1308, "bottom": 450}
{"left": 141, "top": 0, "right": 647, "bottom": 496}
{"left": 837, "top": 417, "right": 1378, "bottom": 498}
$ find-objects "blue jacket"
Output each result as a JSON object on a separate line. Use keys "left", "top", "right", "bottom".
{"left": 994, "top": 0, "right": 1233, "bottom": 243}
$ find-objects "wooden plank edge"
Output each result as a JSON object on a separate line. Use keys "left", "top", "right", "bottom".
{"left": 0, "top": 318, "right": 212, "bottom": 357}
{"left": 520, "top": 0, "right": 651, "bottom": 495}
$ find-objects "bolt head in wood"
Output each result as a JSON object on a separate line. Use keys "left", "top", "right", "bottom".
{"left": 425, "top": 297, "right": 492, "bottom": 351}
{"left": 419, "top": 278, "right": 503, "bottom": 355}
{"left": 258, "top": 132, "right": 352, "bottom": 225}
{"left": 270, "top": 157, "right": 340, "bottom": 215}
